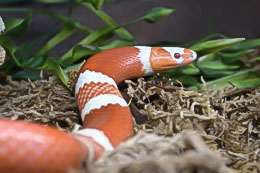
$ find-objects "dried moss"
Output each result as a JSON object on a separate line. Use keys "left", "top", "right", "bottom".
{"left": 0, "top": 72, "right": 259, "bottom": 173}
{"left": 0, "top": 73, "right": 80, "bottom": 131}
{"left": 121, "top": 75, "right": 260, "bottom": 173}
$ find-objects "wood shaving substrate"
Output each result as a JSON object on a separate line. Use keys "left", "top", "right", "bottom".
{"left": 0, "top": 72, "right": 259, "bottom": 173}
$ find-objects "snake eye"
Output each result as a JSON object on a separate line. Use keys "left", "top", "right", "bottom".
{"left": 174, "top": 53, "right": 180, "bottom": 59}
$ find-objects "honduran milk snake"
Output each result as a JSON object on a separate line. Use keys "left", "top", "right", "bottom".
{"left": 0, "top": 46, "right": 196, "bottom": 173}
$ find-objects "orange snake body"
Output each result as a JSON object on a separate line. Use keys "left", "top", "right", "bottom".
{"left": 0, "top": 46, "right": 196, "bottom": 173}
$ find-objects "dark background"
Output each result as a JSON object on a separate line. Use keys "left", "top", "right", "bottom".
{"left": 1, "top": 0, "right": 260, "bottom": 48}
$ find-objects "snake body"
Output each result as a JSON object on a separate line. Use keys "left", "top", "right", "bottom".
{"left": 0, "top": 46, "right": 196, "bottom": 173}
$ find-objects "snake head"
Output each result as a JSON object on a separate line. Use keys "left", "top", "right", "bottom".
{"left": 149, "top": 47, "right": 197, "bottom": 72}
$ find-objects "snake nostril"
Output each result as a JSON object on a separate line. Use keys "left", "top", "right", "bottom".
{"left": 174, "top": 53, "right": 180, "bottom": 59}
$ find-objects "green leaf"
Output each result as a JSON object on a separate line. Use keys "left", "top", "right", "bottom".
{"left": 63, "top": 63, "right": 81, "bottom": 73}
{"left": 3, "top": 19, "right": 23, "bottom": 33}
{"left": 189, "top": 70, "right": 260, "bottom": 90}
{"left": 69, "top": 40, "right": 132, "bottom": 64}
{"left": 143, "top": 7, "right": 175, "bottom": 23}
{"left": 71, "top": 45, "right": 101, "bottom": 63}
{"left": 198, "top": 60, "right": 242, "bottom": 70}
{"left": 20, "top": 22, "right": 59, "bottom": 58}
{"left": 191, "top": 38, "right": 245, "bottom": 57}
{"left": 197, "top": 59, "right": 244, "bottom": 78}
{"left": 244, "top": 56, "right": 260, "bottom": 63}
{"left": 0, "top": 35, "right": 22, "bottom": 67}
{"left": 91, "top": 0, "right": 104, "bottom": 10}
{"left": 179, "top": 63, "right": 201, "bottom": 75}
{"left": 34, "top": 22, "right": 75, "bottom": 57}
{"left": 217, "top": 49, "right": 254, "bottom": 64}
{"left": 0, "top": 8, "right": 92, "bottom": 34}
{"left": 4, "top": 13, "right": 31, "bottom": 37}
{"left": 60, "top": 26, "right": 114, "bottom": 63}
{"left": 161, "top": 68, "right": 200, "bottom": 86}
{"left": 11, "top": 70, "right": 41, "bottom": 80}
{"left": 195, "top": 33, "right": 228, "bottom": 43}
{"left": 200, "top": 68, "right": 236, "bottom": 78}
{"left": 228, "top": 38, "right": 260, "bottom": 51}
{"left": 90, "top": 30, "right": 114, "bottom": 46}
{"left": 176, "top": 74, "right": 200, "bottom": 86}
{"left": 39, "top": 57, "right": 69, "bottom": 88}
{"left": 198, "top": 53, "right": 216, "bottom": 63}
{"left": 23, "top": 56, "right": 44, "bottom": 68}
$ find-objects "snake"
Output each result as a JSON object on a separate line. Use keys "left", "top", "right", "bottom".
{"left": 0, "top": 46, "right": 196, "bottom": 173}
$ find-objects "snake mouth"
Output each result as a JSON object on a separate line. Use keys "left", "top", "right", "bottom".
{"left": 159, "top": 63, "right": 186, "bottom": 71}
{"left": 159, "top": 57, "right": 195, "bottom": 71}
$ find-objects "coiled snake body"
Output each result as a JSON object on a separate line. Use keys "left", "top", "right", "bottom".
{"left": 0, "top": 46, "right": 196, "bottom": 173}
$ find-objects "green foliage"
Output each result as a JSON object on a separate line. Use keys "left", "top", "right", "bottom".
{"left": 0, "top": 2, "right": 174, "bottom": 89}
{"left": 190, "top": 38, "right": 245, "bottom": 57}
{"left": 4, "top": 14, "right": 31, "bottom": 37}
{"left": 0, "top": 1, "right": 260, "bottom": 90}
{"left": 142, "top": 7, "right": 175, "bottom": 23}
{"left": 159, "top": 36, "right": 260, "bottom": 89}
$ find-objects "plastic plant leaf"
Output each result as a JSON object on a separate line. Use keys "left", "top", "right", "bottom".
{"left": 198, "top": 53, "right": 216, "bottom": 63}
{"left": 244, "top": 57, "right": 260, "bottom": 63}
{"left": 0, "top": 8, "right": 92, "bottom": 34}
{"left": 70, "top": 40, "right": 132, "bottom": 64}
{"left": 71, "top": 45, "right": 101, "bottom": 64}
{"left": 217, "top": 49, "right": 254, "bottom": 64}
{"left": 143, "top": 7, "right": 175, "bottom": 23}
{"left": 179, "top": 64, "right": 201, "bottom": 75}
{"left": 77, "top": 0, "right": 104, "bottom": 10}
{"left": 91, "top": 0, "right": 104, "bottom": 10}
{"left": 39, "top": 57, "right": 69, "bottom": 88}
{"left": 197, "top": 59, "right": 244, "bottom": 78}
{"left": 0, "top": 35, "right": 22, "bottom": 67}
{"left": 191, "top": 38, "right": 245, "bottom": 57}
{"left": 11, "top": 70, "right": 41, "bottom": 80}
{"left": 3, "top": 19, "right": 23, "bottom": 33}
{"left": 20, "top": 23, "right": 59, "bottom": 58}
{"left": 189, "top": 70, "right": 260, "bottom": 90}
{"left": 198, "top": 60, "right": 242, "bottom": 70}
{"left": 176, "top": 74, "right": 201, "bottom": 86}
{"left": 228, "top": 38, "right": 260, "bottom": 51}
{"left": 60, "top": 25, "right": 114, "bottom": 62}
{"left": 162, "top": 69, "right": 200, "bottom": 86}
{"left": 4, "top": 13, "right": 31, "bottom": 37}
{"left": 23, "top": 56, "right": 44, "bottom": 68}
{"left": 34, "top": 22, "right": 75, "bottom": 57}
{"left": 199, "top": 68, "right": 236, "bottom": 79}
